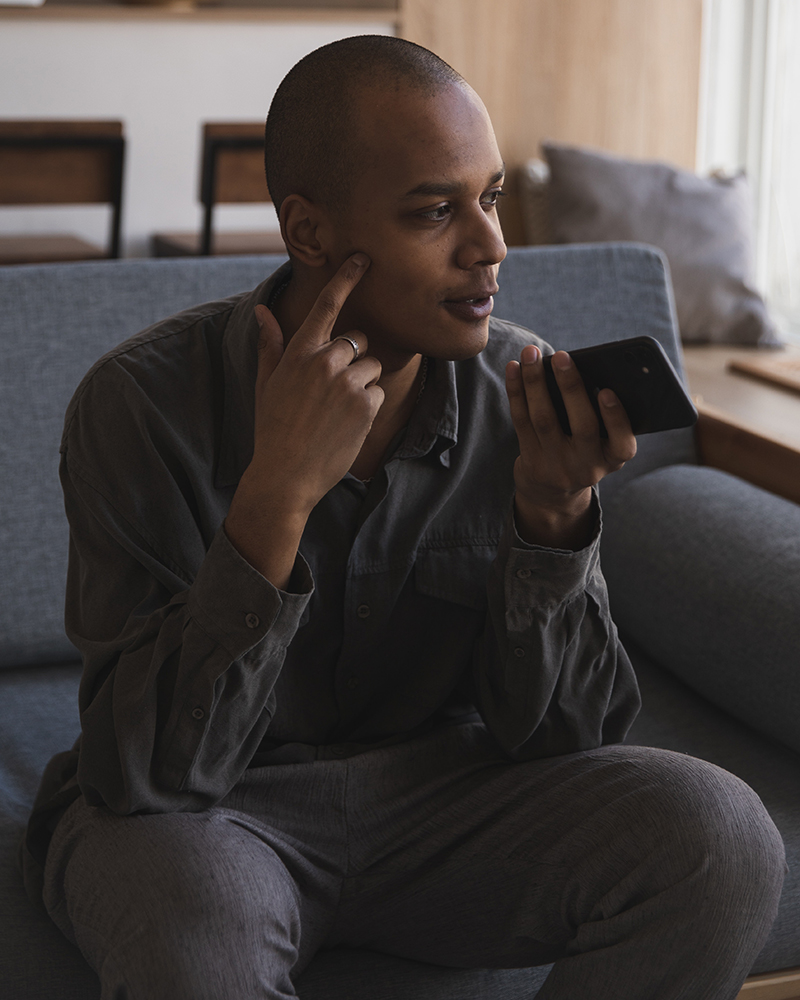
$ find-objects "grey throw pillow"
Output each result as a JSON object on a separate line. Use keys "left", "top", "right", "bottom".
{"left": 541, "top": 142, "right": 780, "bottom": 346}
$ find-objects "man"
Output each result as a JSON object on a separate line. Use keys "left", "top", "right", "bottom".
{"left": 26, "top": 34, "right": 784, "bottom": 1000}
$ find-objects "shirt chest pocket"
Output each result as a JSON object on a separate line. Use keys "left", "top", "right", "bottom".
{"left": 414, "top": 545, "right": 496, "bottom": 613}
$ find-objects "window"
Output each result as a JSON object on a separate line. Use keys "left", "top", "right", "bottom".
{"left": 698, "top": 0, "right": 800, "bottom": 343}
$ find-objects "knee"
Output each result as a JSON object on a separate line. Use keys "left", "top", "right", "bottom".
{"left": 46, "top": 804, "right": 302, "bottom": 999}
{"left": 620, "top": 749, "right": 786, "bottom": 913}
{"left": 107, "top": 911, "right": 298, "bottom": 1000}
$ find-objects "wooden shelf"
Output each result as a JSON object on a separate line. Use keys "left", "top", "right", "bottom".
{"left": 0, "top": 3, "right": 398, "bottom": 21}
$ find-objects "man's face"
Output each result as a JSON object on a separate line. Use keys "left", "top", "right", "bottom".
{"left": 323, "top": 81, "right": 507, "bottom": 367}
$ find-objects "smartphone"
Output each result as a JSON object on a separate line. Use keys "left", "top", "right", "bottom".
{"left": 542, "top": 336, "right": 698, "bottom": 437}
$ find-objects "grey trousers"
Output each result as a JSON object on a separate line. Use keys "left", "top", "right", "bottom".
{"left": 43, "top": 723, "right": 786, "bottom": 1000}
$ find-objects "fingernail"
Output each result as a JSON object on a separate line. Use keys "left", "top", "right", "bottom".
{"left": 254, "top": 304, "right": 268, "bottom": 325}
{"left": 352, "top": 253, "right": 369, "bottom": 269}
{"left": 521, "top": 345, "right": 540, "bottom": 365}
{"left": 553, "top": 352, "right": 572, "bottom": 371}
{"left": 600, "top": 389, "right": 619, "bottom": 407}
{"left": 506, "top": 360, "right": 521, "bottom": 379}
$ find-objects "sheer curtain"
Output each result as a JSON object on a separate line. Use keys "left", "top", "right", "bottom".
{"left": 764, "top": 0, "right": 800, "bottom": 340}
{"left": 698, "top": 0, "right": 800, "bottom": 343}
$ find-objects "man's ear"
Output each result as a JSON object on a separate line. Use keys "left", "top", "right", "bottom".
{"left": 279, "top": 195, "right": 329, "bottom": 267}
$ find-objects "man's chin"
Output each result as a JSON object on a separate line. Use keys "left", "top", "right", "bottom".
{"left": 434, "top": 318, "right": 491, "bottom": 361}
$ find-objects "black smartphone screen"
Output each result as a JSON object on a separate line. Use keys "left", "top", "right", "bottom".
{"left": 541, "top": 336, "right": 698, "bottom": 437}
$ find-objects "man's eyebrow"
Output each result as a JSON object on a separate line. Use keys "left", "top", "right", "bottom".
{"left": 402, "top": 167, "right": 506, "bottom": 200}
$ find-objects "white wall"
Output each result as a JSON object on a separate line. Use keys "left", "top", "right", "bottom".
{"left": 0, "top": 15, "right": 393, "bottom": 256}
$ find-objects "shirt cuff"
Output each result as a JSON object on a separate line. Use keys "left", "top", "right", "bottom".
{"left": 502, "top": 491, "right": 603, "bottom": 619}
{"left": 185, "top": 524, "right": 314, "bottom": 660}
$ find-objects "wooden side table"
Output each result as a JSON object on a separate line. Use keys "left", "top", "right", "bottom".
{"left": 682, "top": 344, "right": 800, "bottom": 506}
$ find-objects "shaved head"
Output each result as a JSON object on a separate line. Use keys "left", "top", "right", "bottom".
{"left": 264, "top": 35, "right": 466, "bottom": 216}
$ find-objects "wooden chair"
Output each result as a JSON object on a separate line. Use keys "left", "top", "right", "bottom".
{"left": 0, "top": 120, "right": 124, "bottom": 265}
{"left": 152, "top": 122, "right": 286, "bottom": 257}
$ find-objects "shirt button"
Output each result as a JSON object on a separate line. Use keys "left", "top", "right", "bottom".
{"left": 347, "top": 675, "right": 359, "bottom": 690}
{"left": 516, "top": 568, "right": 532, "bottom": 579}
{"left": 191, "top": 707, "right": 205, "bottom": 720}
{"left": 356, "top": 604, "right": 370, "bottom": 619}
{"left": 513, "top": 647, "right": 525, "bottom": 659}
{"left": 245, "top": 612, "right": 260, "bottom": 629}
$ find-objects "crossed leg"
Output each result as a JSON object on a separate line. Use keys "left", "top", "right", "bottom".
{"left": 42, "top": 725, "right": 786, "bottom": 1000}
{"left": 333, "top": 730, "right": 786, "bottom": 1000}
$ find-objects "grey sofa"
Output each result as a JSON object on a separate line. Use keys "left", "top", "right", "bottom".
{"left": 1, "top": 245, "right": 798, "bottom": 999}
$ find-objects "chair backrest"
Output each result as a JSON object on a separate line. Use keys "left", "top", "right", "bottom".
{"left": 0, "top": 120, "right": 125, "bottom": 257}
{"left": 199, "top": 122, "right": 271, "bottom": 255}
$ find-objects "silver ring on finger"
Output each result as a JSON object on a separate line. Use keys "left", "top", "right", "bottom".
{"left": 332, "top": 335, "right": 360, "bottom": 364}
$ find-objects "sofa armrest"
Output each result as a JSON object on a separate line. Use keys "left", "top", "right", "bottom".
{"left": 600, "top": 464, "right": 800, "bottom": 755}
{"left": 695, "top": 400, "right": 800, "bottom": 506}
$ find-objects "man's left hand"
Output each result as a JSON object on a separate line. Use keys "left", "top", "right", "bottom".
{"left": 505, "top": 345, "right": 637, "bottom": 550}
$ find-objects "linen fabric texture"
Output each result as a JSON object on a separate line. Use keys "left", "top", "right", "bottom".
{"left": 539, "top": 142, "right": 780, "bottom": 346}
{"left": 43, "top": 720, "right": 785, "bottom": 1000}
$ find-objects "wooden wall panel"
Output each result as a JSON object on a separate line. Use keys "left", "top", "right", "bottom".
{"left": 399, "top": 0, "right": 704, "bottom": 244}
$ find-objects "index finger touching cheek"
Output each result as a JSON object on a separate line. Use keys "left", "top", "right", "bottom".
{"left": 303, "top": 253, "right": 371, "bottom": 344}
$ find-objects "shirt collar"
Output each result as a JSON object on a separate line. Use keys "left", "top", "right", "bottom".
{"left": 215, "top": 261, "right": 460, "bottom": 487}
{"left": 394, "top": 355, "right": 459, "bottom": 469}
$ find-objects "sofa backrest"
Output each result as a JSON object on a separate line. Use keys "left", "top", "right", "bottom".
{"left": 0, "top": 244, "right": 696, "bottom": 670}
{"left": 0, "top": 254, "right": 287, "bottom": 668}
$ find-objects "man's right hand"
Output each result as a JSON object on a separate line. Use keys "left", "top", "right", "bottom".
{"left": 225, "top": 253, "right": 383, "bottom": 590}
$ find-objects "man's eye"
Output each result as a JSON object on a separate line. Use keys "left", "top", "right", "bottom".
{"left": 483, "top": 189, "right": 507, "bottom": 208}
{"left": 420, "top": 204, "right": 451, "bottom": 222}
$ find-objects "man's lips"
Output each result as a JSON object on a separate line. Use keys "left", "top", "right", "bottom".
{"left": 443, "top": 286, "right": 499, "bottom": 304}
{"left": 442, "top": 287, "right": 499, "bottom": 320}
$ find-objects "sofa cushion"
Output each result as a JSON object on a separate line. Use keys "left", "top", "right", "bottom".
{"left": 0, "top": 662, "right": 98, "bottom": 999}
{"left": 601, "top": 464, "right": 800, "bottom": 755}
{"left": 625, "top": 643, "right": 800, "bottom": 974}
{"left": 298, "top": 950, "right": 551, "bottom": 999}
{"left": 540, "top": 142, "right": 779, "bottom": 346}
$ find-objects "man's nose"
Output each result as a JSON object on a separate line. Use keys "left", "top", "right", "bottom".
{"left": 456, "top": 206, "right": 507, "bottom": 270}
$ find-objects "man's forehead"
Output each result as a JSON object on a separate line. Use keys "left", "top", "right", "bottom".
{"left": 352, "top": 82, "right": 502, "bottom": 194}
{"left": 359, "top": 77, "right": 482, "bottom": 128}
